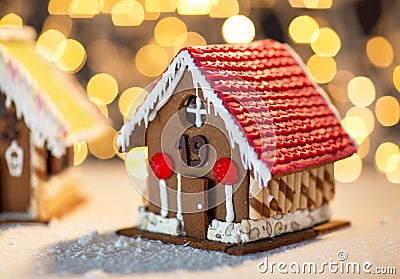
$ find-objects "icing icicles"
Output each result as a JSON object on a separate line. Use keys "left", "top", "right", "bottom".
{"left": 120, "top": 49, "right": 273, "bottom": 189}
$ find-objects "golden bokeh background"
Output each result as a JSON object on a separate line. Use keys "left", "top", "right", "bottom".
{"left": 1, "top": 0, "right": 400, "bottom": 185}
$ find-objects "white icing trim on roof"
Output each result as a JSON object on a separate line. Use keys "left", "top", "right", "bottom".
{"left": 284, "top": 44, "right": 358, "bottom": 149}
{"left": 0, "top": 45, "right": 67, "bottom": 156}
{"left": 119, "top": 50, "right": 272, "bottom": 188}
{"left": 0, "top": 26, "right": 36, "bottom": 42}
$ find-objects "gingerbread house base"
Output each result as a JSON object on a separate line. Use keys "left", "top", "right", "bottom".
{"left": 0, "top": 168, "right": 84, "bottom": 224}
{"left": 117, "top": 220, "right": 350, "bottom": 255}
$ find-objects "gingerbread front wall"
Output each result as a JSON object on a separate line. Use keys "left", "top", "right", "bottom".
{"left": 0, "top": 101, "right": 31, "bottom": 213}
{"left": 144, "top": 72, "right": 249, "bottom": 223}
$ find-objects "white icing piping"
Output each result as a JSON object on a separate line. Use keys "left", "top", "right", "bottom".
{"left": 207, "top": 205, "right": 331, "bottom": 244}
{"left": 137, "top": 211, "right": 181, "bottom": 236}
{"left": 0, "top": 45, "right": 68, "bottom": 156}
{"left": 186, "top": 96, "right": 206, "bottom": 127}
{"left": 0, "top": 26, "right": 37, "bottom": 42}
{"left": 176, "top": 173, "right": 183, "bottom": 222}
{"left": 120, "top": 50, "right": 272, "bottom": 188}
{"left": 284, "top": 44, "right": 359, "bottom": 149}
{"left": 135, "top": 205, "right": 331, "bottom": 243}
{"left": 225, "top": 185, "right": 234, "bottom": 222}
{"left": 159, "top": 179, "right": 169, "bottom": 218}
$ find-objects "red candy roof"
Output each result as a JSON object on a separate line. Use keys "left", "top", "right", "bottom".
{"left": 178, "top": 40, "right": 357, "bottom": 175}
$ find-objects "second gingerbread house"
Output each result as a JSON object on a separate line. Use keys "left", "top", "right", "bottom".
{"left": 0, "top": 27, "right": 106, "bottom": 222}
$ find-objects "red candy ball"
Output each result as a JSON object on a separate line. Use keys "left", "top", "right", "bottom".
{"left": 149, "top": 153, "right": 173, "bottom": 180}
{"left": 213, "top": 158, "right": 237, "bottom": 185}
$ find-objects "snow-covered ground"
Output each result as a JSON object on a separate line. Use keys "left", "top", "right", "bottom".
{"left": 1, "top": 161, "right": 399, "bottom": 278}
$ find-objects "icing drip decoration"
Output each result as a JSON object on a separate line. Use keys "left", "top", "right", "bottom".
{"left": 149, "top": 153, "right": 173, "bottom": 218}
{"left": 119, "top": 41, "right": 357, "bottom": 189}
{"left": 176, "top": 173, "right": 184, "bottom": 230}
{"left": 5, "top": 140, "right": 24, "bottom": 177}
{"left": 0, "top": 45, "right": 68, "bottom": 156}
{"left": 118, "top": 49, "right": 272, "bottom": 189}
{"left": 213, "top": 158, "right": 237, "bottom": 223}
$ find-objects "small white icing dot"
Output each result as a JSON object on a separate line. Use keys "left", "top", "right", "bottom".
{"left": 197, "top": 203, "right": 203, "bottom": 210}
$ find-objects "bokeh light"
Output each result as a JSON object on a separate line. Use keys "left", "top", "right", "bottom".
{"left": 119, "top": 87, "right": 148, "bottom": 119}
{"left": 101, "top": 0, "right": 121, "bottom": 13}
{"left": 143, "top": 0, "right": 176, "bottom": 12}
{"left": 0, "top": 13, "right": 23, "bottom": 28}
{"left": 87, "top": 73, "right": 119, "bottom": 105}
{"left": 222, "top": 15, "right": 255, "bottom": 44}
{"left": 306, "top": 55, "right": 336, "bottom": 83}
{"left": 74, "top": 140, "right": 88, "bottom": 166}
{"left": 42, "top": 15, "right": 73, "bottom": 37}
{"left": 346, "top": 107, "right": 374, "bottom": 136}
{"left": 357, "top": 137, "right": 370, "bottom": 159}
{"left": 89, "top": 97, "right": 109, "bottom": 119}
{"left": 141, "top": 0, "right": 160, "bottom": 20}
{"left": 154, "top": 17, "right": 187, "bottom": 47}
{"left": 347, "top": 76, "right": 376, "bottom": 107}
{"left": 143, "top": 12, "right": 160, "bottom": 21}
{"left": 111, "top": 0, "right": 144, "bottom": 26}
{"left": 375, "top": 96, "right": 400, "bottom": 127}
{"left": 375, "top": 142, "right": 399, "bottom": 173}
{"left": 209, "top": 0, "right": 239, "bottom": 18}
{"left": 54, "top": 39, "right": 86, "bottom": 73}
{"left": 328, "top": 70, "right": 354, "bottom": 103}
{"left": 174, "top": 31, "right": 207, "bottom": 53}
{"left": 177, "top": 0, "right": 211, "bottom": 15}
{"left": 393, "top": 66, "right": 400, "bottom": 93}
{"left": 87, "top": 39, "right": 118, "bottom": 73}
{"left": 144, "top": 0, "right": 161, "bottom": 12}
{"left": 125, "top": 146, "right": 148, "bottom": 180}
{"left": 334, "top": 154, "right": 362, "bottom": 183}
{"left": 68, "top": 0, "right": 100, "bottom": 18}
{"left": 310, "top": 27, "right": 341, "bottom": 57}
{"left": 88, "top": 125, "right": 117, "bottom": 159}
{"left": 341, "top": 115, "right": 368, "bottom": 144}
{"left": 288, "top": 15, "right": 319, "bottom": 44}
{"left": 289, "top": 0, "right": 332, "bottom": 9}
{"left": 386, "top": 154, "right": 400, "bottom": 183}
{"left": 135, "top": 44, "right": 169, "bottom": 77}
{"left": 36, "top": 29, "right": 67, "bottom": 62}
{"left": 366, "top": 36, "right": 394, "bottom": 67}
{"left": 48, "top": 0, "right": 71, "bottom": 15}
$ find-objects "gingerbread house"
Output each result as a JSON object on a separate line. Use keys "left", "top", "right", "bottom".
{"left": 117, "top": 39, "right": 357, "bottom": 248}
{"left": 0, "top": 27, "right": 106, "bottom": 222}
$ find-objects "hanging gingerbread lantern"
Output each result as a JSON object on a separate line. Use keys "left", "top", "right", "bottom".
{"left": 5, "top": 140, "right": 24, "bottom": 177}
{"left": 213, "top": 158, "right": 237, "bottom": 223}
{"left": 149, "top": 152, "right": 173, "bottom": 217}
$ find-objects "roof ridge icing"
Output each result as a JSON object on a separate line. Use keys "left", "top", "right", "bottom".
{"left": 120, "top": 48, "right": 272, "bottom": 187}
{"left": 119, "top": 39, "right": 357, "bottom": 187}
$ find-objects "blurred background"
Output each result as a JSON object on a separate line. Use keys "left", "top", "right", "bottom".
{"left": 0, "top": 0, "right": 399, "bottom": 185}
